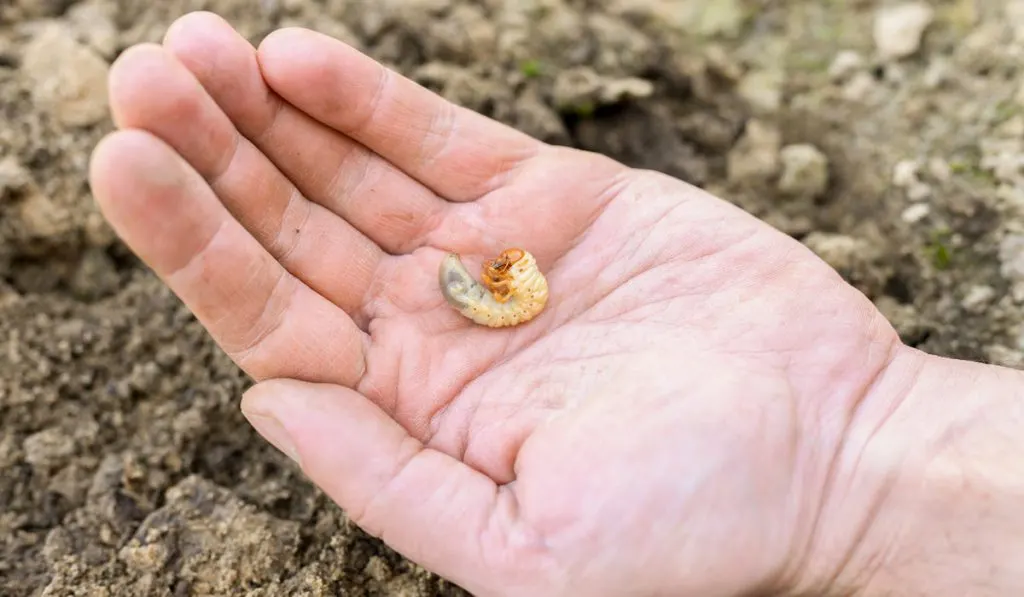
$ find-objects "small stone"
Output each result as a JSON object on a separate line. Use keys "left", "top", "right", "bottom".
{"left": 552, "top": 67, "right": 602, "bottom": 110}
{"left": 803, "top": 232, "right": 871, "bottom": 273}
{"left": 892, "top": 159, "right": 921, "bottom": 187}
{"left": 1007, "top": 0, "right": 1024, "bottom": 42}
{"left": 842, "top": 71, "right": 879, "bottom": 102}
{"left": 997, "top": 184, "right": 1024, "bottom": 207}
{"left": 954, "top": 23, "right": 1006, "bottom": 74}
{"left": 23, "top": 427, "right": 76, "bottom": 469}
{"left": 921, "top": 57, "right": 949, "bottom": 89}
{"left": 0, "top": 157, "right": 31, "bottom": 197}
{"left": 18, "top": 189, "right": 71, "bottom": 239}
{"left": 598, "top": 77, "right": 655, "bottom": 103}
{"left": 874, "top": 2, "right": 934, "bottom": 60}
{"left": 777, "top": 143, "right": 829, "bottom": 200}
{"left": 999, "top": 233, "right": 1024, "bottom": 283}
{"left": 875, "top": 295, "right": 925, "bottom": 342}
{"left": 696, "top": 0, "right": 745, "bottom": 38}
{"left": 987, "top": 345, "right": 1024, "bottom": 369}
{"left": 996, "top": 115, "right": 1024, "bottom": 139}
{"left": 22, "top": 23, "right": 110, "bottom": 127}
{"left": 907, "top": 182, "right": 932, "bottom": 201}
{"left": 727, "top": 119, "right": 781, "bottom": 184}
{"left": 979, "top": 139, "right": 1024, "bottom": 184}
{"left": 961, "top": 284, "right": 997, "bottom": 313}
{"left": 67, "top": 1, "right": 118, "bottom": 58}
{"left": 552, "top": 67, "right": 654, "bottom": 111}
{"left": 703, "top": 44, "right": 743, "bottom": 82}
{"left": 828, "top": 50, "right": 864, "bottom": 82}
{"left": 927, "top": 157, "right": 952, "bottom": 182}
{"left": 901, "top": 203, "right": 930, "bottom": 223}
{"left": 738, "top": 69, "right": 783, "bottom": 113}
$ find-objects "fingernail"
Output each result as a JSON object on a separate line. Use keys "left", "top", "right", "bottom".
{"left": 243, "top": 411, "right": 301, "bottom": 465}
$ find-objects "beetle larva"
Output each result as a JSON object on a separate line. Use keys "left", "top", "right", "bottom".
{"left": 438, "top": 248, "right": 549, "bottom": 328}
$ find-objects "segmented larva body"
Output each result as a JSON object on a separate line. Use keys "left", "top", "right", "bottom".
{"left": 438, "top": 248, "right": 549, "bottom": 328}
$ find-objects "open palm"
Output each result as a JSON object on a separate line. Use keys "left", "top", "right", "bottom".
{"left": 90, "top": 12, "right": 904, "bottom": 597}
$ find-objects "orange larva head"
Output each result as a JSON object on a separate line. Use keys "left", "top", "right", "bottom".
{"left": 487, "top": 248, "right": 525, "bottom": 272}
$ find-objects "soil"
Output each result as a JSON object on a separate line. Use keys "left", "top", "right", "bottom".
{"left": 2, "top": 0, "right": 1023, "bottom": 595}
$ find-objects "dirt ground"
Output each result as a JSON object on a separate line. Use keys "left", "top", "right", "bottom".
{"left": 2, "top": 0, "right": 1023, "bottom": 595}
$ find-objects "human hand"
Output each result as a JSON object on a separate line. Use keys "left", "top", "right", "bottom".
{"left": 90, "top": 11, "right": 913, "bottom": 597}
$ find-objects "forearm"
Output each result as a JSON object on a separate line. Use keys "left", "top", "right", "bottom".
{"left": 840, "top": 347, "right": 1024, "bottom": 596}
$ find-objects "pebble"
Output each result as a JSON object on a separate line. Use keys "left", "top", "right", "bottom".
{"left": 828, "top": 50, "right": 864, "bottom": 82}
{"left": 979, "top": 139, "right": 1024, "bottom": 185}
{"left": 999, "top": 233, "right": 1024, "bottom": 286}
{"left": 0, "top": 157, "right": 31, "bottom": 197}
{"left": 906, "top": 182, "right": 932, "bottom": 201}
{"left": 695, "top": 0, "right": 745, "bottom": 38}
{"left": 901, "top": 202, "right": 930, "bottom": 223}
{"left": 21, "top": 23, "right": 110, "bottom": 127}
{"left": 803, "top": 232, "right": 871, "bottom": 273}
{"left": 67, "top": 1, "right": 118, "bottom": 59}
{"left": 777, "top": 144, "right": 829, "bottom": 200}
{"left": 995, "top": 115, "right": 1024, "bottom": 139}
{"left": 873, "top": 2, "right": 934, "bottom": 61}
{"left": 892, "top": 159, "right": 921, "bottom": 187}
{"left": 551, "top": 67, "right": 653, "bottom": 109}
{"left": 18, "top": 189, "right": 71, "bottom": 239}
{"left": 842, "top": 71, "right": 880, "bottom": 102}
{"left": 988, "top": 345, "right": 1024, "bottom": 369}
{"left": 1007, "top": 0, "right": 1024, "bottom": 42}
{"left": 996, "top": 184, "right": 1024, "bottom": 208}
{"left": 737, "top": 68, "right": 783, "bottom": 113}
{"left": 23, "top": 427, "right": 76, "bottom": 469}
{"left": 598, "top": 77, "right": 655, "bottom": 103}
{"left": 961, "top": 284, "right": 997, "bottom": 313}
{"left": 921, "top": 57, "right": 949, "bottom": 89}
{"left": 927, "top": 157, "right": 952, "bottom": 182}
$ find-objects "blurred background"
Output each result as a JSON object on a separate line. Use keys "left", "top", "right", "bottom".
{"left": 0, "top": 0, "right": 1019, "bottom": 594}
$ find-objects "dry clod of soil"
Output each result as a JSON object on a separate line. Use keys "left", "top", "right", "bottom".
{"left": 21, "top": 22, "right": 110, "bottom": 127}
{"left": 737, "top": 68, "right": 784, "bottom": 114}
{"left": 873, "top": 1, "right": 935, "bottom": 61}
{"left": 828, "top": 50, "right": 865, "bottom": 82}
{"left": 727, "top": 119, "right": 781, "bottom": 185}
{"left": 777, "top": 143, "right": 830, "bottom": 201}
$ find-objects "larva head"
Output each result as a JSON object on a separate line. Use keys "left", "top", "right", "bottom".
{"left": 486, "top": 248, "right": 526, "bottom": 273}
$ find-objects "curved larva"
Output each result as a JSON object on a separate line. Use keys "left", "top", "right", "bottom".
{"left": 438, "top": 249, "right": 549, "bottom": 328}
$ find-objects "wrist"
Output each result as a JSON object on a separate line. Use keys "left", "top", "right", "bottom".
{"left": 803, "top": 346, "right": 1024, "bottom": 596}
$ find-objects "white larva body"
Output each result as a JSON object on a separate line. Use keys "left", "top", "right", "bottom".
{"left": 438, "top": 250, "right": 549, "bottom": 328}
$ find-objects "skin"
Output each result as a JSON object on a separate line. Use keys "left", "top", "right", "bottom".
{"left": 89, "top": 11, "right": 1024, "bottom": 597}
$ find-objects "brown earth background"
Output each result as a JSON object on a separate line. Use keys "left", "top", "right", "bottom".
{"left": 2, "top": 0, "right": 1023, "bottom": 595}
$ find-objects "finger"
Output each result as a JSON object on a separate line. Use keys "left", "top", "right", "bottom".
{"left": 162, "top": 12, "right": 451, "bottom": 255}
{"left": 107, "top": 42, "right": 383, "bottom": 324}
{"left": 242, "top": 379, "right": 527, "bottom": 596}
{"left": 256, "top": 27, "right": 545, "bottom": 203}
{"left": 89, "top": 129, "right": 367, "bottom": 387}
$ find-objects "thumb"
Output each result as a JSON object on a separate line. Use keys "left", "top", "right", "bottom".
{"left": 239, "top": 379, "right": 518, "bottom": 594}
